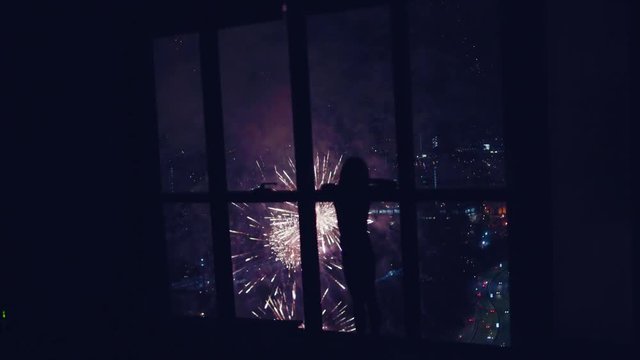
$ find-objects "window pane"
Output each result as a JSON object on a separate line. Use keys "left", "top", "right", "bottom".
{"left": 410, "top": 0, "right": 505, "bottom": 188}
{"left": 315, "top": 201, "right": 353, "bottom": 332}
{"left": 317, "top": 202, "right": 404, "bottom": 335}
{"left": 163, "top": 203, "right": 216, "bottom": 317}
{"left": 219, "top": 22, "right": 296, "bottom": 191}
{"left": 418, "top": 202, "right": 510, "bottom": 346}
{"left": 229, "top": 202, "right": 304, "bottom": 323}
{"left": 154, "top": 34, "right": 209, "bottom": 193}
{"left": 308, "top": 6, "right": 397, "bottom": 188}
{"left": 369, "top": 202, "right": 404, "bottom": 336}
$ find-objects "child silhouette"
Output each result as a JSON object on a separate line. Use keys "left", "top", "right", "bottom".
{"left": 322, "top": 157, "right": 380, "bottom": 335}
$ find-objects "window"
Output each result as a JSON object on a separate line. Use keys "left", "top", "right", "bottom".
{"left": 408, "top": 0, "right": 510, "bottom": 346}
{"left": 409, "top": 0, "right": 505, "bottom": 189}
{"left": 229, "top": 202, "right": 305, "bottom": 321}
{"left": 308, "top": 6, "right": 398, "bottom": 182}
{"left": 154, "top": 34, "right": 216, "bottom": 316}
{"left": 163, "top": 203, "right": 216, "bottom": 317}
{"left": 154, "top": 34, "right": 209, "bottom": 194}
{"left": 417, "top": 202, "right": 509, "bottom": 345}
{"left": 217, "top": 20, "right": 305, "bottom": 322}
{"left": 152, "top": 0, "right": 512, "bottom": 346}
{"left": 219, "top": 21, "right": 296, "bottom": 191}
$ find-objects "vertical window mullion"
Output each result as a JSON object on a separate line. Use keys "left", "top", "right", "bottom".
{"left": 390, "top": 0, "right": 421, "bottom": 338}
{"left": 147, "top": 38, "right": 173, "bottom": 319}
{"left": 286, "top": 1, "right": 323, "bottom": 332}
{"left": 199, "top": 30, "right": 236, "bottom": 321}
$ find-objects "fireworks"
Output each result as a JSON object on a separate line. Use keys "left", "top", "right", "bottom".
{"left": 266, "top": 202, "right": 341, "bottom": 271}
{"left": 250, "top": 285, "right": 298, "bottom": 321}
{"left": 230, "top": 153, "right": 356, "bottom": 331}
{"left": 266, "top": 205, "right": 301, "bottom": 270}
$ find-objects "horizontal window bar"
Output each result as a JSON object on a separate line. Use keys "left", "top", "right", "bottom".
{"left": 161, "top": 188, "right": 507, "bottom": 203}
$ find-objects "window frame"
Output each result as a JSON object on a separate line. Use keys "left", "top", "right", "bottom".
{"left": 147, "top": 0, "right": 551, "bottom": 348}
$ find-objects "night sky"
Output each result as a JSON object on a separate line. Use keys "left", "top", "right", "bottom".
{"left": 308, "top": 6, "right": 397, "bottom": 180}
{"left": 153, "top": 0, "right": 509, "bottom": 345}
{"left": 219, "top": 21, "right": 296, "bottom": 190}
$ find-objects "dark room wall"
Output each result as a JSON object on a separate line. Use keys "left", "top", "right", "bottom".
{"left": 548, "top": 0, "right": 633, "bottom": 344}
{"left": 5, "top": 3, "right": 152, "bottom": 353}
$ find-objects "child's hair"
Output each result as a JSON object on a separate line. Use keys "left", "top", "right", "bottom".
{"left": 338, "top": 157, "right": 369, "bottom": 189}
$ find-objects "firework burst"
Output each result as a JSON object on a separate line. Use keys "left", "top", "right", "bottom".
{"left": 230, "top": 153, "right": 357, "bottom": 332}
